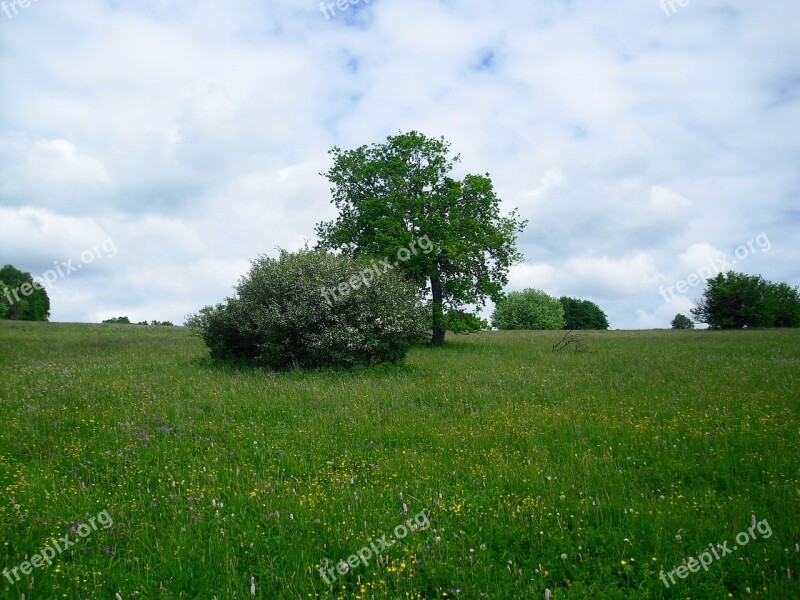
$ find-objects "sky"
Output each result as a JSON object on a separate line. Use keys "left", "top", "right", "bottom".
{"left": 1, "top": 0, "right": 798, "bottom": 329}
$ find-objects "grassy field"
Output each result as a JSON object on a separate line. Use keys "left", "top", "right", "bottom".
{"left": 0, "top": 322, "right": 798, "bottom": 599}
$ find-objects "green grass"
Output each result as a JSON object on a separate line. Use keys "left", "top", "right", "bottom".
{"left": 0, "top": 322, "right": 798, "bottom": 599}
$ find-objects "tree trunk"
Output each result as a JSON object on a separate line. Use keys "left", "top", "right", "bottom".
{"left": 430, "top": 275, "right": 446, "bottom": 347}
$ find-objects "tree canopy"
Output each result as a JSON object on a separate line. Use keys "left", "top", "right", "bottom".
{"left": 559, "top": 296, "right": 610, "bottom": 330}
{"left": 315, "top": 131, "right": 527, "bottom": 346}
{"left": 691, "top": 271, "right": 800, "bottom": 329}
{"left": 671, "top": 313, "right": 694, "bottom": 330}
{"left": 492, "top": 288, "right": 564, "bottom": 330}
{"left": 0, "top": 264, "right": 50, "bottom": 321}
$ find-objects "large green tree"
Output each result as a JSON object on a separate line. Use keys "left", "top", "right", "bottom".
{"left": 691, "top": 271, "right": 800, "bottom": 329}
{"left": 315, "top": 131, "right": 527, "bottom": 346}
{"left": 0, "top": 264, "right": 50, "bottom": 321}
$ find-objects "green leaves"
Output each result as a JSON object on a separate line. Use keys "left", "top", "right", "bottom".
{"left": 187, "top": 249, "right": 428, "bottom": 370}
{"left": 559, "top": 297, "right": 610, "bottom": 330}
{"left": 671, "top": 314, "right": 695, "bottom": 330}
{"left": 316, "top": 131, "right": 527, "bottom": 345}
{"left": 691, "top": 271, "right": 800, "bottom": 329}
{"left": 492, "top": 289, "right": 564, "bottom": 330}
{"left": 0, "top": 264, "right": 50, "bottom": 321}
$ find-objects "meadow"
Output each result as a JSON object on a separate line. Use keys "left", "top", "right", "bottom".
{"left": 0, "top": 322, "right": 798, "bottom": 599}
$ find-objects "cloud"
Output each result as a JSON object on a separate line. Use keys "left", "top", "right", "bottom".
{"left": 0, "top": 0, "right": 798, "bottom": 328}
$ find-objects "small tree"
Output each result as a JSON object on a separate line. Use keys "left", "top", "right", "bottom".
{"left": 187, "top": 249, "right": 428, "bottom": 370}
{"left": 671, "top": 313, "right": 694, "bottom": 330}
{"left": 492, "top": 289, "right": 564, "bottom": 330}
{"left": 559, "top": 296, "right": 610, "bottom": 330}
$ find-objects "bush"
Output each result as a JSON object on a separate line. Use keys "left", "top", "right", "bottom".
{"left": 444, "top": 309, "right": 489, "bottom": 334}
{"left": 187, "top": 249, "right": 428, "bottom": 370}
{"left": 492, "top": 288, "right": 564, "bottom": 330}
{"left": 559, "top": 296, "right": 610, "bottom": 330}
{"left": 671, "top": 313, "right": 694, "bottom": 329}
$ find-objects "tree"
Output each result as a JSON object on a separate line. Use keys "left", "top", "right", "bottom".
{"left": 492, "top": 288, "right": 564, "bottom": 330}
{"left": 772, "top": 282, "right": 800, "bottom": 327}
{"left": 315, "top": 131, "right": 527, "bottom": 346}
{"left": 559, "top": 296, "right": 610, "bottom": 330}
{"left": 691, "top": 271, "right": 800, "bottom": 329}
{"left": 187, "top": 248, "right": 428, "bottom": 370}
{"left": 0, "top": 265, "right": 50, "bottom": 321}
{"left": 671, "top": 313, "right": 694, "bottom": 330}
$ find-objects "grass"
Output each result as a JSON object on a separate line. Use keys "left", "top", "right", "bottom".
{"left": 0, "top": 321, "right": 798, "bottom": 599}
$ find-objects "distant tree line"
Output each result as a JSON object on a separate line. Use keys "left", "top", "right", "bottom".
{"left": 102, "top": 317, "right": 175, "bottom": 326}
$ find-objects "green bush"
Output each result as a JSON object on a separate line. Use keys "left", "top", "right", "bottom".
{"left": 492, "top": 288, "right": 564, "bottom": 330}
{"left": 671, "top": 313, "right": 694, "bottom": 329}
{"left": 444, "top": 309, "right": 489, "bottom": 334}
{"left": 187, "top": 249, "right": 428, "bottom": 370}
{"left": 559, "top": 296, "right": 610, "bottom": 330}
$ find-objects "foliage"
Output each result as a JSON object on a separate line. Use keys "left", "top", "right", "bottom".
{"left": 559, "top": 296, "right": 610, "bottom": 330}
{"left": 492, "top": 288, "right": 564, "bottom": 330}
{"left": 0, "top": 281, "right": 10, "bottom": 319}
{"left": 691, "top": 271, "right": 800, "bottom": 329}
{"left": 103, "top": 317, "right": 174, "bottom": 326}
{"left": 772, "top": 281, "right": 800, "bottom": 327}
{"left": 0, "top": 264, "right": 50, "bottom": 321}
{"left": 315, "top": 130, "right": 527, "bottom": 346}
{"left": 102, "top": 316, "right": 131, "bottom": 324}
{"left": 444, "top": 309, "right": 489, "bottom": 334}
{"left": 187, "top": 248, "right": 428, "bottom": 370}
{"left": 671, "top": 313, "right": 695, "bottom": 330}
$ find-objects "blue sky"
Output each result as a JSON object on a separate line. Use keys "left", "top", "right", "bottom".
{"left": 1, "top": 0, "right": 798, "bottom": 328}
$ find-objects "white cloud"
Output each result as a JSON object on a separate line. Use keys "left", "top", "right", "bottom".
{"left": 1, "top": 0, "right": 798, "bottom": 328}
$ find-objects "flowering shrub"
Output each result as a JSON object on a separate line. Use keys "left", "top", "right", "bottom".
{"left": 187, "top": 249, "right": 427, "bottom": 369}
